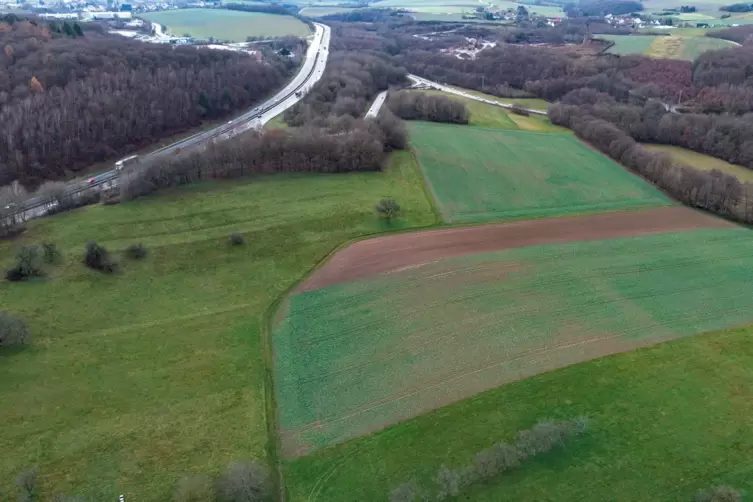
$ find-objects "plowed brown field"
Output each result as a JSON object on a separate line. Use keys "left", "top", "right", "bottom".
{"left": 301, "top": 206, "right": 732, "bottom": 292}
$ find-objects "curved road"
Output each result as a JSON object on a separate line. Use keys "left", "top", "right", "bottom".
{"left": 9, "top": 23, "right": 331, "bottom": 221}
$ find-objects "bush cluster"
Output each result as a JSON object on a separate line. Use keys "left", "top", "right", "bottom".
{"left": 389, "top": 417, "right": 589, "bottom": 501}
{"left": 6, "top": 245, "right": 45, "bottom": 281}
{"left": 0, "top": 311, "right": 30, "bottom": 348}
{"left": 693, "top": 485, "right": 742, "bottom": 502}
{"left": 125, "top": 243, "right": 148, "bottom": 260}
{"left": 173, "top": 461, "right": 270, "bottom": 502}
{"left": 229, "top": 233, "right": 245, "bottom": 246}
{"left": 83, "top": 241, "right": 117, "bottom": 273}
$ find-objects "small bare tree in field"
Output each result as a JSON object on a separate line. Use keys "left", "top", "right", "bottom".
{"left": 376, "top": 198, "right": 401, "bottom": 222}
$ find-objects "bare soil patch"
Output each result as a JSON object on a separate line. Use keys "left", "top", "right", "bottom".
{"left": 300, "top": 206, "right": 733, "bottom": 292}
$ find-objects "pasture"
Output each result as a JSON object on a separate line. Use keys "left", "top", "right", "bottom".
{"left": 0, "top": 152, "right": 436, "bottom": 500}
{"left": 409, "top": 122, "right": 670, "bottom": 223}
{"left": 141, "top": 9, "right": 312, "bottom": 41}
{"left": 644, "top": 144, "right": 753, "bottom": 182}
{"left": 285, "top": 320, "right": 753, "bottom": 501}
{"left": 275, "top": 224, "right": 753, "bottom": 459}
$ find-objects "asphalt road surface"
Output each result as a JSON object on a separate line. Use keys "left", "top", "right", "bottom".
{"left": 7, "top": 23, "right": 332, "bottom": 222}
{"left": 365, "top": 90, "right": 388, "bottom": 119}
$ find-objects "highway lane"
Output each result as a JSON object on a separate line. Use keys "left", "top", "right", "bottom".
{"left": 7, "top": 23, "right": 331, "bottom": 223}
{"left": 407, "top": 74, "right": 548, "bottom": 116}
{"left": 365, "top": 90, "right": 388, "bottom": 119}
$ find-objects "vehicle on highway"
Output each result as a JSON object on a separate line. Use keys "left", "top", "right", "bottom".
{"left": 114, "top": 155, "right": 140, "bottom": 171}
{"left": 295, "top": 90, "right": 303, "bottom": 97}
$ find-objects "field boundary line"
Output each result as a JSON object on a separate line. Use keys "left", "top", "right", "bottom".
{"left": 262, "top": 153, "right": 443, "bottom": 499}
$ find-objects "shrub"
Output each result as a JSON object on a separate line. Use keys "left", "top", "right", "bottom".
{"left": 376, "top": 198, "right": 401, "bottom": 222}
{"left": 0, "top": 312, "right": 31, "bottom": 347}
{"left": 217, "top": 461, "right": 270, "bottom": 502}
{"left": 83, "top": 241, "right": 117, "bottom": 273}
{"left": 125, "top": 243, "right": 148, "bottom": 260}
{"left": 229, "top": 233, "right": 245, "bottom": 246}
{"left": 508, "top": 104, "right": 530, "bottom": 116}
{"left": 693, "top": 485, "right": 743, "bottom": 502}
{"left": 516, "top": 419, "right": 572, "bottom": 458}
{"left": 173, "top": 475, "right": 216, "bottom": 502}
{"left": 16, "top": 467, "right": 38, "bottom": 502}
{"left": 434, "top": 465, "right": 460, "bottom": 500}
{"left": 473, "top": 442, "right": 520, "bottom": 479}
{"left": 389, "top": 480, "right": 426, "bottom": 502}
{"left": 42, "top": 242, "right": 61, "bottom": 264}
{"left": 6, "top": 245, "right": 44, "bottom": 281}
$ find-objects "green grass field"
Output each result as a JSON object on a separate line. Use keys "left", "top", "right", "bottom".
{"left": 600, "top": 34, "right": 658, "bottom": 55}
{"left": 446, "top": 86, "right": 551, "bottom": 112}
{"left": 410, "top": 122, "right": 670, "bottom": 223}
{"left": 0, "top": 152, "right": 436, "bottom": 500}
{"left": 141, "top": 9, "right": 312, "bottom": 41}
{"left": 600, "top": 34, "right": 736, "bottom": 60}
{"left": 275, "top": 227, "right": 753, "bottom": 461}
{"left": 298, "top": 6, "right": 357, "bottom": 17}
{"left": 644, "top": 144, "right": 753, "bottom": 182}
{"left": 414, "top": 90, "right": 560, "bottom": 131}
{"left": 285, "top": 319, "right": 753, "bottom": 501}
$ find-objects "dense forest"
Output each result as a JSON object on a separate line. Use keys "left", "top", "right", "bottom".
{"left": 120, "top": 27, "right": 410, "bottom": 200}
{"left": 0, "top": 14, "right": 300, "bottom": 187}
{"left": 284, "top": 50, "right": 406, "bottom": 125}
{"left": 387, "top": 90, "right": 469, "bottom": 123}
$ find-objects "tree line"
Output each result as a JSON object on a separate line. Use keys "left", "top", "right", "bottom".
{"left": 387, "top": 90, "right": 469, "bottom": 124}
{"left": 121, "top": 115, "right": 407, "bottom": 200}
{"left": 549, "top": 102, "right": 753, "bottom": 224}
{"left": 0, "top": 15, "right": 299, "bottom": 187}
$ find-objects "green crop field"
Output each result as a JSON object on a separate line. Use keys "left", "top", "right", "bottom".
{"left": 410, "top": 122, "right": 670, "bottom": 223}
{"left": 141, "top": 9, "right": 312, "bottom": 41}
{"left": 0, "top": 152, "right": 436, "bottom": 500}
{"left": 274, "top": 227, "right": 753, "bottom": 460}
{"left": 285, "top": 319, "right": 753, "bottom": 501}
{"left": 644, "top": 144, "right": 753, "bottom": 182}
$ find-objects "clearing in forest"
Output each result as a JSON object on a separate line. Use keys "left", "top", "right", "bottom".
{"left": 410, "top": 122, "right": 671, "bottom": 223}
{"left": 273, "top": 211, "right": 751, "bottom": 457}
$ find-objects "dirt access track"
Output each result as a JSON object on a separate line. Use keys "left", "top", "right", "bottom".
{"left": 300, "top": 206, "right": 734, "bottom": 292}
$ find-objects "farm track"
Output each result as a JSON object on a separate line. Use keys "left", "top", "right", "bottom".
{"left": 300, "top": 206, "right": 733, "bottom": 292}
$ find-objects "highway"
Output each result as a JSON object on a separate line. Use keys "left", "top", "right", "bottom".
{"left": 365, "top": 90, "right": 388, "bottom": 119}
{"left": 407, "top": 74, "right": 548, "bottom": 116}
{"left": 7, "top": 23, "right": 331, "bottom": 222}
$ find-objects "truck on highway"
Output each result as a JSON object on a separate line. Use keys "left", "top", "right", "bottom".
{"left": 114, "top": 155, "right": 140, "bottom": 171}
{"left": 295, "top": 90, "right": 303, "bottom": 97}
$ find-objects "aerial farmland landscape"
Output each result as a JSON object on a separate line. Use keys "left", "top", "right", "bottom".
{"left": 4, "top": 0, "right": 753, "bottom": 500}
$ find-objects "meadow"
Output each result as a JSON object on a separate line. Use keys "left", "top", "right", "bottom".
{"left": 141, "top": 9, "right": 312, "bottom": 41}
{"left": 410, "top": 122, "right": 670, "bottom": 223}
{"left": 600, "top": 34, "right": 736, "bottom": 60}
{"left": 0, "top": 152, "right": 437, "bottom": 500}
{"left": 413, "top": 90, "right": 559, "bottom": 131}
{"left": 644, "top": 144, "right": 753, "bottom": 182}
{"left": 285, "top": 320, "right": 753, "bottom": 501}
